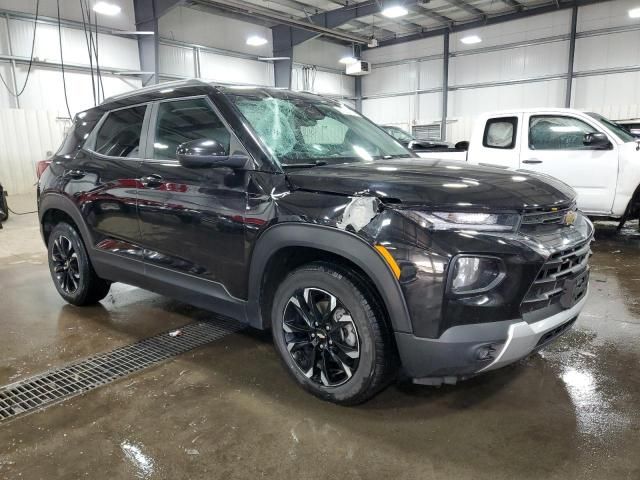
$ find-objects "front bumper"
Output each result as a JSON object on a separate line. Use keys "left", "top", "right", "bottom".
{"left": 395, "top": 290, "right": 588, "bottom": 384}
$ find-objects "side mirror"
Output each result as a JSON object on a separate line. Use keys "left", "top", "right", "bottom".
{"left": 176, "top": 139, "right": 248, "bottom": 169}
{"left": 583, "top": 132, "right": 611, "bottom": 150}
{"left": 455, "top": 141, "right": 469, "bottom": 151}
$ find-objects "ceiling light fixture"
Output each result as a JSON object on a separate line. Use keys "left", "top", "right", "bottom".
{"left": 460, "top": 34, "right": 482, "bottom": 44}
{"left": 93, "top": 1, "right": 121, "bottom": 15}
{"left": 246, "top": 35, "right": 268, "bottom": 46}
{"left": 629, "top": 7, "right": 640, "bottom": 18}
{"left": 382, "top": 5, "right": 408, "bottom": 18}
{"left": 339, "top": 56, "right": 358, "bottom": 64}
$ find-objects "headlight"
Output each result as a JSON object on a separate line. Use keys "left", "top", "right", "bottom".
{"left": 448, "top": 256, "right": 505, "bottom": 294}
{"left": 403, "top": 211, "right": 519, "bottom": 232}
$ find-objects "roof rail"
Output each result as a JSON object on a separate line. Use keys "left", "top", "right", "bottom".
{"left": 102, "top": 79, "right": 210, "bottom": 104}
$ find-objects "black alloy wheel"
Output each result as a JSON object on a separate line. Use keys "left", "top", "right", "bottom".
{"left": 51, "top": 235, "right": 80, "bottom": 294}
{"left": 282, "top": 287, "right": 360, "bottom": 387}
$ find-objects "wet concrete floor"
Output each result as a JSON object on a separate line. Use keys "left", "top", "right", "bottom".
{"left": 0, "top": 201, "right": 639, "bottom": 479}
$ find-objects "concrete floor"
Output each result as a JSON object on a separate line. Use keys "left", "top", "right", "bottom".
{"left": 1, "top": 194, "right": 639, "bottom": 480}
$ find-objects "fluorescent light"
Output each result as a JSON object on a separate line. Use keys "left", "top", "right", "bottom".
{"left": 93, "top": 2, "right": 121, "bottom": 15}
{"left": 382, "top": 5, "right": 408, "bottom": 18}
{"left": 629, "top": 7, "right": 640, "bottom": 18}
{"left": 339, "top": 56, "right": 358, "bottom": 64}
{"left": 460, "top": 34, "right": 482, "bottom": 44}
{"left": 246, "top": 35, "right": 268, "bottom": 46}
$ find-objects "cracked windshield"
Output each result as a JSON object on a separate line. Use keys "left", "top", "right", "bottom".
{"left": 224, "top": 89, "right": 410, "bottom": 167}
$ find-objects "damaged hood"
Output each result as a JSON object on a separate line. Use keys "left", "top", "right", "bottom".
{"left": 285, "top": 158, "right": 575, "bottom": 211}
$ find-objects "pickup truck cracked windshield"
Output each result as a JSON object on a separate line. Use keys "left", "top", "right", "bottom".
{"left": 38, "top": 80, "right": 593, "bottom": 404}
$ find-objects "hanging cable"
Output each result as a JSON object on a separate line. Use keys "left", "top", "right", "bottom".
{"left": 93, "top": 8, "right": 105, "bottom": 102}
{"left": 57, "top": 0, "right": 73, "bottom": 119}
{"left": 0, "top": 0, "right": 40, "bottom": 97}
{"left": 79, "top": 0, "right": 96, "bottom": 105}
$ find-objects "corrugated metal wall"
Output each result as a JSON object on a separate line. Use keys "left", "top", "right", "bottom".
{"left": 0, "top": 109, "right": 68, "bottom": 194}
{"left": 361, "top": 1, "right": 640, "bottom": 142}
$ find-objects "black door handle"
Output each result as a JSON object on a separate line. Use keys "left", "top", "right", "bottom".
{"left": 522, "top": 159, "right": 543, "bottom": 164}
{"left": 140, "top": 174, "right": 163, "bottom": 188}
{"left": 64, "top": 169, "right": 86, "bottom": 179}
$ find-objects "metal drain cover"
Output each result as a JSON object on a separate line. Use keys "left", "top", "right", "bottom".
{"left": 0, "top": 318, "right": 242, "bottom": 422}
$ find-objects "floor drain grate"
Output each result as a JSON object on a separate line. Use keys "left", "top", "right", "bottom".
{"left": 0, "top": 318, "right": 243, "bottom": 422}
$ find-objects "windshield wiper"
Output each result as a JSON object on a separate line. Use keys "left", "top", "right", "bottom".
{"left": 281, "top": 160, "right": 328, "bottom": 169}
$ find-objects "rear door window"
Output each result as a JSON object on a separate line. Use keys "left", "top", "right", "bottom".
{"left": 483, "top": 117, "right": 517, "bottom": 149}
{"left": 93, "top": 105, "right": 147, "bottom": 158}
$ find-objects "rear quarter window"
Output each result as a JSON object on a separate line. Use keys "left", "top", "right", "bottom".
{"left": 483, "top": 117, "right": 518, "bottom": 149}
{"left": 56, "top": 110, "right": 101, "bottom": 156}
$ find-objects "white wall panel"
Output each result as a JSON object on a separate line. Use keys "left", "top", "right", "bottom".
{"left": 200, "top": 52, "right": 273, "bottom": 86}
{"left": 12, "top": 67, "right": 142, "bottom": 115}
{"left": 160, "top": 6, "right": 273, "bottom": 57}
{"left": 418, "top": 59, "right": 443, "bottom": 91}
{"left": 451, "top": 10, "right": 571, "bottom": 53}
{"left": 159, "top": 44, "right": 195, "bottom": 78}
{"left": 0, "top": 16, "right": 8, "bottom": 54}
{"left": 0, "top": 63, "right": 13, "bottom": 107}
{"left": 450, "top": 41, "right": 568, "bottom": 86}
{"left": 362, "top": 36, "right": 442, "bottom": 64}
{"left": 293, "top": 39, "right": 351, "bottom": 70}
{"left": 362, "top": 95, "right": 413, "bottom": 129}
{"left": 578, "top": 0, "right": 640, "bottom": 32}
{"left": 0, "top": 109, "right": 68, "bottom": 194}
{"left": 574, "top": 31, "right": 640, "bottom": 72}
{"left": 572, "top": 72, "right": 640, "bottom": 120}
{"left": 363, "top": 63, "right": 417, "bottom": 96}
{"left": 9, "top": 19, "right": 140, "bottom": 70}
{"left": 291, "top": 66, "right": 354, "bottom": 98}
{"left": 417, "top": 92, "right": 442, "bottom": 124}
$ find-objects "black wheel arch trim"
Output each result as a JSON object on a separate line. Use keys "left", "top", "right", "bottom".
{"left": 246, "top": 223, "right": 413, "bottom": 334}
{"left": 38, "top": 193, "right": 94, "bottom": 247}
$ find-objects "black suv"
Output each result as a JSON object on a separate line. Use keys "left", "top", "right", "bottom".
{"left": 38, "top": 80, "right": 593, "bottom": 404}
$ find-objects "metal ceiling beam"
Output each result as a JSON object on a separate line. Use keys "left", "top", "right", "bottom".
{"left": 193, "top": 0, "right": 369, "bottom": 44}
{"left": 411, "top": 4, "right": 454, "bottom": 27}
{"left": 443, "top": 0, "right": 486, "bottom": 19}
{"left": 134, "top": 0, "right": 185, "bottom": 86}
{"left": 372, "top": 0, "right": 615, "bottom": 48}
{"left": 500, "top": 0, "right": 524, "bottom": 11}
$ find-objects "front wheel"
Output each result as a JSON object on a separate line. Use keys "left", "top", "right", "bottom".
{"left": 271, "top": 262, "right": 397, "bottom": 405}
{"left": 47, "top": 222, "right": 111, "bottom": 305}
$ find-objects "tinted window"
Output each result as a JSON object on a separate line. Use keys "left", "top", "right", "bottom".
{"left": 529, "top": 115, "right": 596, "bottom": 150}
{"left": 483, "top": 117, "right": 517, "bottom": 149}
{"left": 153, "top": 98, "right": 230, "bottom": 160}
{"left": 94, "top": 105, "right": 147, "bottom": 158}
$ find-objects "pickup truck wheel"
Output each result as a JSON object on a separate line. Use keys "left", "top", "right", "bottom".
{"left": 47, "top": 222, "right": 111, "bottom": 306}
{"left": 271, "top": 262, "right": 396, "bottom": 405}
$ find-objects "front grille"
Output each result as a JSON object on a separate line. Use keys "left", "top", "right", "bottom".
{"left": 534, "top": 317, "right": 577, "bottom": 349}
{"left": 521, "top": 240, "right": 591, "bottom": 314}
{"left": 521, "top": 205, "right": 575, "bottom": 226}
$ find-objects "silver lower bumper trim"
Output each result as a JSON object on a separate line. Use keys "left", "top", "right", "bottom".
{"left": 478, "top": 288, "right": 589, "bottom": 372}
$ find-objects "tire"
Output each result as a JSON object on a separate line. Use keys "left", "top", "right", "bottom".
{"left": 47, "top": 222, "right": 111, "bottom": 306}
{"left": 271, "top": 262, "right": 397, "bottom": 405}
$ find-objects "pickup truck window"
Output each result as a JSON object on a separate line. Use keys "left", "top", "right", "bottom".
{"left": 483, "top": 117, "right": 517, "bottom": 149}
{"left": 529, "top": 115, "right": 597, "bottom": 150}
{"left": 587, "top": 112, "right": 636, "bottom": 143}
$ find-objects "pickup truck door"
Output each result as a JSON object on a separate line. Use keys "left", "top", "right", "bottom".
{"left": 471, "top": 114, "right": 522, "bottom": 170}
{"left": 519, "top": 113, "right": 618, "bottom": 214}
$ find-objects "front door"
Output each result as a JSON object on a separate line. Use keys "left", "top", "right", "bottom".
{"left": 519, "top": 113, "right": 619, "bottom": 214}
{"left": 136, "top": 97, "right": 249, "bottom": 300}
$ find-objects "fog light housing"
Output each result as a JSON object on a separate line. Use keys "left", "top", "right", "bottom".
{"left": 448, "top": 255, "right": 505, "bottom": 295}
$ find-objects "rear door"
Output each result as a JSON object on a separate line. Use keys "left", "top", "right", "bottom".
{"left": 69, "top": 103, "right": 150, "bottom": 259}
{"left": 470, "top": 114, "right": 522, "bottom": 169}
{"left": 519, "top": 113, "right": 618, "bottom": 214}
{"left": 136, "top": 96, "right": 249, "bottom": 300}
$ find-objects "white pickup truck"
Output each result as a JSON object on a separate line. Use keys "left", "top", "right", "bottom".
{"left": 419, "top": 108, "right": 640, "bottom": 227}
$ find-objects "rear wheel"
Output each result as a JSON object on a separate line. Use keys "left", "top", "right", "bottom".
{"left": 271, "top": 262, "right": 396, "bottom": 405}
{"left": 47, "top": 222, "right": 111, "bottom": 305}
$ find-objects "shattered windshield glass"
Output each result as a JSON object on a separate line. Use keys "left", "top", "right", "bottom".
{"left": 223, "top": 89, "right": 410, "bottom": 167}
